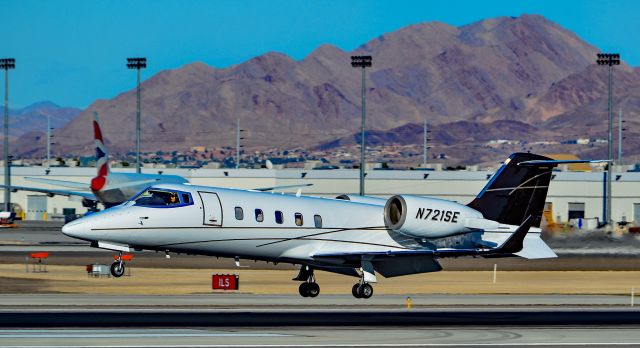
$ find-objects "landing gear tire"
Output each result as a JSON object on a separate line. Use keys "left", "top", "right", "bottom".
{"left": 110, "top": 261, "right": 125, "bottom": 277}
{"left": 358, "top": 283, "right": 373, "bottom": 299}
{"left": 299, "top": 282, "right": 320, "bottom": 298}
{"left": 299, "top": 282, "right": 310, "bottom": 297}
{"left": 352, "top": 284, "right": 362, "bottom": 298}
{"left": 352, "top": 283, "right": 373, "bottom": 299}
{"left": 307, "top": 282, "right": 320, "bottom": 298}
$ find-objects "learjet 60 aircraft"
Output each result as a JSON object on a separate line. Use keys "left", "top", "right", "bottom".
{"left": 62, "top": 153, "right": 597, "bottom": 298}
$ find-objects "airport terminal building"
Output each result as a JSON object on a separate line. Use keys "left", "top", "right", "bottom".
{"left": 1, "top": 166, "right": 639, "bottom": 225}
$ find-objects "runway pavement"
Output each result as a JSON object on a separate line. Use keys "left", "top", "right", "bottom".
{"left": 1, "top": 326, "right": 639, "bottom": 347}
{"left": 2, "top": 308, "right": 640, "bottom": 327}
{"left": 0, "top": 294, "right": 637, "bottom": 308}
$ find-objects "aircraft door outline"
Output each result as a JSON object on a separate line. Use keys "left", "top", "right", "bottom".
{"left": 198, "top": 191, "right": 223, "bottom": 226}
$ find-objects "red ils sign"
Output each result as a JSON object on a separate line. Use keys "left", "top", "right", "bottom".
{"left": 212, "top": 274, "right": 239, "bottom": 290}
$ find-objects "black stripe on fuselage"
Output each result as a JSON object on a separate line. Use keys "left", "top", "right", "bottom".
{"left": 155, "top": 237, "right": 413, "bottom": 250}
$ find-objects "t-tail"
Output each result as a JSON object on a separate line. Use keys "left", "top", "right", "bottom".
{"left": 467, "top": 153, "right": 555, "bottom": 228}
{"left": 468, "top": 153, "right": 607, "bottom": 259}
{"left": 91, "top": 112, "right": 109, "bottom": 192}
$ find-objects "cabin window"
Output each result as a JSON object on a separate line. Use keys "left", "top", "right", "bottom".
{"left": 295, "top": 213, "right": 303, "bottom": 226}
{"left": 275, "top": 211, "right": 284, "bottom": 224}
{"left": 314, "top": 215, "right": 322, "bottom": 228}
{"left": 235, "top": 207, "right": 244, "bottom": 220}
{"left": 255, "top": 209, "right": 264, "bottom": 222}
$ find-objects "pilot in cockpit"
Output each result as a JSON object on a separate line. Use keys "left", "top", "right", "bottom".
{"left": 168, "top": 193, "right": 178, "bottom": 205}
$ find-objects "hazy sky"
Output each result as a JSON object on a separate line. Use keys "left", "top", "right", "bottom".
{"left": 3, "top": 0, "right": 639, "bottom": 108}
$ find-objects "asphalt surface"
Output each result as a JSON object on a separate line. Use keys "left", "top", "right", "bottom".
{"left": 3, "top": 308, "right": 640, "bottom": 327}
{"left": 1, "top": 326, "right": 639, "bottom": 347}
{"left": 0, "top": 294, "right": 637, "bottom": 308}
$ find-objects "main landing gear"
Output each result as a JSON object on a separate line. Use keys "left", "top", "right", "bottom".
{"left": 352, "top": 281, "right": 373, "bottom": 299}
{"left": 110, "top": 251, "right": 125, "bottom": 278}
{"left": 294, "top": 265, "right": 320, "bottom": 298}
{"left": 352, "top": 261, "right": 375, "bottom": 299}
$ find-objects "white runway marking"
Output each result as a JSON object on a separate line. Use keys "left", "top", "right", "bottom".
{"left": 2, "top": 344, "right": 640, "bottom": 347}
{"left": 0, "top": 329, "right": 288, "bottom": 338}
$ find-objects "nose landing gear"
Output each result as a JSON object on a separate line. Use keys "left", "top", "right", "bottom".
{"left": 110, "top": 252, "right": 125, "bottom": 278}
{"left": 294, "top": 265, "right": 320, "bottom": 298}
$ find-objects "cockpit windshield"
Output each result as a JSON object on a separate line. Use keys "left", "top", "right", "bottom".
{"left": 133, "top": 189, "right": 192, "bottom": 208}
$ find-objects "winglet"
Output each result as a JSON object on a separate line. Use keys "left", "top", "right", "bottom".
{"left": 495, "top": 215, "right": 533, "bottom": 254}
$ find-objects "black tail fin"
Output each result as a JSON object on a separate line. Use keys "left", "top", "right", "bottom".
{"left": 467, "top": 153, "right": 556, "bottom": 227}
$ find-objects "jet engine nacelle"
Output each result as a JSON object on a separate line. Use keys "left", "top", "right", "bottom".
{"left": 384, "top": 195, "right": 493, "bottom": 238}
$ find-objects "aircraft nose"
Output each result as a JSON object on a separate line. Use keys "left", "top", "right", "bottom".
{"left": 62, "top": 220, "right": 88, "bottom": 239}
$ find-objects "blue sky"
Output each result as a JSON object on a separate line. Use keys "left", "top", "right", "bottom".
{"left": 3, "top": 0, "right": 639, "bottom": 108}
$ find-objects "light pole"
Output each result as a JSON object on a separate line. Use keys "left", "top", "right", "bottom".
{"left": 1, "top": 58, "right": 15, "bottom": 212}
{"left": 236, "top": 118, "right": 244, "bottom": 169}
{"left": 351, "top": 55, "right": 372, "bottom": 196}
{"left": 618, "top": 108, "right": 625, "bottom": 165}
{"left": 127, "top": 57, "right": 147, "bottom": 174}
{"left": 596, "top": 53, "right": 620, "bottom": 227}
{"left": 422, "top": 119, "right": 431, "bottom": 168}
{"left": 45, "top": 114, "right": 53, "bottom": 175}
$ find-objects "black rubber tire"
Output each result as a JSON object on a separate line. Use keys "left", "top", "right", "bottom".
{"left": 298, "top": 282, "right": 310, "bottom": 297}
{"left": 352, "top": 284, "right": 361, "bottom": 298}
{"left": 307, "top": 282, "right": 320, "bottom": 298}
{"left": 110, "top": 262, "right": 125, "bottom": 278}
{"left": 359, "top": 283, "right": 373, "bottom": 299}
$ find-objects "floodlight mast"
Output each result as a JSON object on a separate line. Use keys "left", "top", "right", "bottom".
{"left": 1, "top": 58, "right": 15, "bottom": 212}
{"left": 127, "top": 57, "right": 147, "bottom": 174}
{"left": 351, "top": 55, "right": 372, "bottom": 196}
{"left": 596, "top": 53, "right": 620, "bottom": 227}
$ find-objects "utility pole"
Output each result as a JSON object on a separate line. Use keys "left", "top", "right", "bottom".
{"left": 126, "top": 57, "right": 147, "bottom": 174}
{"left": 596, "top": 53, "right": 620, "bottom": 227}
{"left": 235, "top": 119, "right": 244, "bottom": 169}
{"left": 422, "top": 119, "right": 430, "bottom": 168}
{"left": 46, "top": 114, "right": 51, "bottom": 175}
{"left": 618, "top": 107, "right": 624, "bottom": 165}
{"left": 351, "top": 55, "right": 372, "bottom": 196}
{"left": 1, "top": 58, "right": 15, "bottom": 212}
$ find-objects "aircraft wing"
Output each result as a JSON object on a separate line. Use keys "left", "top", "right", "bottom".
{"left": 312, "top": 215, "right": 534, "bottom": 262}
{"left": 0, "top": 184, "right": 97, "bottom": 200}
{"left": 25, "top": 177, "right": 90, "bottom": 190}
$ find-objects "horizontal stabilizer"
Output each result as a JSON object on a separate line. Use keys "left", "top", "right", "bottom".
{"left": 518, "top": 159, "right": 609, "bottom": 166}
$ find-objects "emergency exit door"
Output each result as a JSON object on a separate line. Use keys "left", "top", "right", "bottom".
{"left": 198, "top": 191, "right": 223, "bottom": 226}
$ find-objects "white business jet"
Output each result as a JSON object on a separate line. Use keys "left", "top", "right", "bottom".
{"left": 62, "top": 153, "right": 598, "bottom": 298}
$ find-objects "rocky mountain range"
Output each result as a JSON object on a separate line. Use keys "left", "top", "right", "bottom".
{"left": 13, "top": 14, "right": 640, "bottom": 165}
{"left": 2, "top": 102, "right": 80, "bottom": 153}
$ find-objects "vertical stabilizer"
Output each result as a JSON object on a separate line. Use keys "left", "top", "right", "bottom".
{"left": 91, "top": 112, "right": 109, "bottom": 192}
{"left": 467, "top": 153, "right": 555, "bottom": 227}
